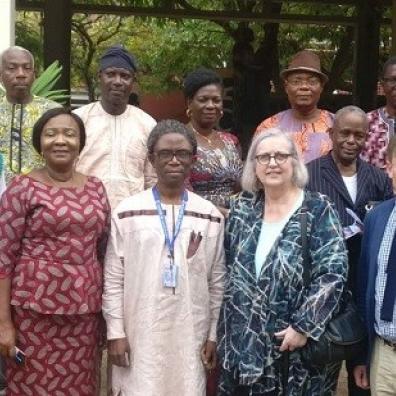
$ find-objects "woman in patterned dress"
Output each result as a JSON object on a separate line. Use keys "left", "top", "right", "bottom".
{"left": 0, "top": 108, "right": 110, "bottom": 396}
{"left": 184, "top": 68, "right": 243, "bottom": 217}
{"left": 217, "top": 129, "right": 348, "bottom": 395}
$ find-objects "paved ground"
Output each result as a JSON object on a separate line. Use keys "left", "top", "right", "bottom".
{"left": 0, "top": 356, "right": 349, "bottom": 396}
{"left": 99, "top": 362, "right": 349, "bottom": 395}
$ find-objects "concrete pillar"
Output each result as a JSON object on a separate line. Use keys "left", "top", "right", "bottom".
{"left": 0, "top": 0, "right": 15, "bottom": 53}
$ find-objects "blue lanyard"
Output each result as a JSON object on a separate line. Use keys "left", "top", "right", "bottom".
{"left": 152, "top": 186, "right": 188, "bottom": 259}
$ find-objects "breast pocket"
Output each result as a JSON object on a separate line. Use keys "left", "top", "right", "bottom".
{"left": 182, "top": 228, "right": 209, "bottom": 277}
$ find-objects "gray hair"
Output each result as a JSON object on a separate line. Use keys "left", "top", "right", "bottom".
{"left": 333, "top": 105, "right": 368, "bottom": 129}
{"left": 147, "top": 119, "right": 197, "bottom": 155}
{"left": 0, "top": 46, "right": 35, "bottom": 72}
{"left": 241, "top": 128, "right": 308, "bottom": 192}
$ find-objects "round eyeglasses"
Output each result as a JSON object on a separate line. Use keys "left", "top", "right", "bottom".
{"left": 286, "top": 78, "right": 321, "bottom": 88}
{"left": 382, "top": 77, "right": 396, "bottom": 87}
{"left": 154, "top": 150, "right": 193, "bottom": 162}
{"left": 255, "top": 152, "right": 292, "bottom": 165}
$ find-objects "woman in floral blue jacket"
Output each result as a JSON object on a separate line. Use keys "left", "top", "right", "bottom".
{"left": 217, "top": 129, "right": 348, "bottom": 395}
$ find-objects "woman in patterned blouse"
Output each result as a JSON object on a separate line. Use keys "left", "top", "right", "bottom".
{"left": 0, "top": 108, "right": 110, "bottom": 395}
{"left": 217, "top": 129, "right": 348, "bottom": 395}
{"left": 184, "top": 68, "right": 243, "bottom": 217}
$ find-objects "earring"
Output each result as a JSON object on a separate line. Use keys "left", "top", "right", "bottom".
{"left": 186, "top": 109, "right": 192, "bottom": 119}
{"left": 220, "top": 110, "right": 224, "bottom": 118}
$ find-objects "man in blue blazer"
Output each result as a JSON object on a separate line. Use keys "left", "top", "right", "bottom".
{"left": 353, "top": 136, "right": 396, "bottom": 395}
{"left": 307, "top": 105, "right": 393, "bottom": 396}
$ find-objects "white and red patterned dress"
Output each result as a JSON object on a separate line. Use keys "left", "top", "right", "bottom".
{"left": 0, "top": 175, "right": 110, "bottom": 396}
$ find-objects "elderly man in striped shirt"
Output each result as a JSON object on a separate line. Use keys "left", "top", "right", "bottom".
{"left": 306, "top": 105, "right": 393, "bottom": 396}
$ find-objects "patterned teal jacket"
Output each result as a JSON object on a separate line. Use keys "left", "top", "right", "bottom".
{"left": 217, "top": 190, "right": 348, "bottom": 393}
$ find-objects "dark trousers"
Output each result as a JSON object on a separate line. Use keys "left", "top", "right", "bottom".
{"left": 346, "top": 360, "right": 370, "bottom": 396}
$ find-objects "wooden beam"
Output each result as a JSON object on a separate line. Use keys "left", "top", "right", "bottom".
{"left": 15, "top": 1, "right": 357, "bottom": 26}
{"left": 271, "top": 0, "right": 358, "bottom": 3}
{"left": 393, "top": 0, "right": 396, "bottom": 54}
{"left": 15, "top": 0, "right": 393, "bottom": 9}
{"left": 17, "top": 0, "right": 395, "bottom": 27}
{"left": 354, "top": 0, "right": 381, "bottom": 111}
{"left": 43, "top": 0, "right": 71, "bottom": 99}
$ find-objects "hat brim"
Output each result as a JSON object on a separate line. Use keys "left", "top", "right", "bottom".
{"left": 280, "top": 67, "right": 328, "bottom": 84}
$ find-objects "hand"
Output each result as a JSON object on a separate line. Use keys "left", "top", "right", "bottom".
{"left": 353, "top": 365, "right": 370, "bottom": 389}
{"left": 108, "top": 338, "right": 130, "bottom": 367}
{"left": 0, "top": 319, "right": 16, "bottom": 358}
{"left": 201, "top": 340, "right": 217, "bottom": 370}
{"left": 275, "top": 325, "right": 307, "bottom": 352}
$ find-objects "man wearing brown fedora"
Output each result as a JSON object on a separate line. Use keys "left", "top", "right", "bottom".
{"left": 255, "top": 50, "right": 333, "bottom": 163}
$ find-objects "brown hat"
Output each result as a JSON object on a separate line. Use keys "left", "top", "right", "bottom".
{"left": 280, "top": 50, "right": 328, "bottom": 83}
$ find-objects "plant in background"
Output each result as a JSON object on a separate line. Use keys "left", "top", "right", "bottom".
{"left": 31, "top": 61, "right": 69, "bottom": 104}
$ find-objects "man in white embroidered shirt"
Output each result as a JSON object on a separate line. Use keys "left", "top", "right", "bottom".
{"left": 74, "top": 45, "right": 157, "bottom": 208}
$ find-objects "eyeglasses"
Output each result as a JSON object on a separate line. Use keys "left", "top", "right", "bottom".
{"left": 256, "top": 152, "right": 292, "bottom": 165}
{"left": 382, "top": 77, "right": 396, "bottom": 87}
{"left": 154, "top": 150, "right": 193, "bottom": 162}
{"left": 286, "top": 78, "right": 321, "bottom": 88}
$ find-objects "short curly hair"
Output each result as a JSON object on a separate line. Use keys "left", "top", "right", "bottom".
{"left": 32, "top": 107, "right": 86, "bottom": 154}
{"left": 147, "top": 119, "right": 197, "bottom": 155}
{"left": 183, "top": 68, "right": 223, "bottom": 99}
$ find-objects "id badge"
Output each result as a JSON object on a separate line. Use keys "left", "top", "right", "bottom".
{"left": 163, "top": 264, "right": 178, "bottom": 288}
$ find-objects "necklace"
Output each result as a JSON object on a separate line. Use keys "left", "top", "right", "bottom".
{"left": 191, "top": 125, "right": 215, "bottom": 146}
{"left": 46, "top": 168, "right": 74, "bottom": 187}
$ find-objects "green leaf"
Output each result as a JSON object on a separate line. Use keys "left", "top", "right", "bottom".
{"left": 31, "top": 61, "right": 69, "bottom": 103}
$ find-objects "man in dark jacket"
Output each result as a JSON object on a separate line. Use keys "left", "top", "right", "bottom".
{"left": 306, "top": 105, "right": 393, "bottom": 396}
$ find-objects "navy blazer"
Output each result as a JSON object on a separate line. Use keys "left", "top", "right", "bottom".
{"left": 356, "top": 198, "right": 396, "bottom": 366}
{"left": 306, "top": 153, "right": 393, "bottom": 228}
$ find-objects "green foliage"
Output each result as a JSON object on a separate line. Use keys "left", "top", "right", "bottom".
{"left": 13, "top": 1, "right": 392, "bottom": 97}
{"left": 127, "top": 18, "right": 232, "bottom": 93}
{"left": 31, "top": 61, "right": 70, "bottom": 104}
{"left": 15, "top": 12, "right": 44, "bottom": 72}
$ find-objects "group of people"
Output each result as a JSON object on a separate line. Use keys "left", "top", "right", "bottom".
{"left": 0, "top": 43, "right": 395, "bottom": 396}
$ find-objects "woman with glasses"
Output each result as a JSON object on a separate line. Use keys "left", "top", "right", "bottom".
{"left": 103, "top": 119, "right": 225, "bottom": 396}
{"left": 183, "top": 68, "right": 243, "bottom": 216}
{"left": 217, "top": 129, "right": 348, "bottom": 395}
{"left": 255, "top": 50, "right": 333, "bottom": 163}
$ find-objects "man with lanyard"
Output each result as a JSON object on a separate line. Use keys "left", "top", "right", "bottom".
{"left": 361, "top": 56, "right": 396, "bottom": 170}
{"left": 152, "top": 186, "right": 187, "bottom": 291}
{"left": 102, "top": 120, "right": 225, "bottom": 396}
{"left": 306, "top": 105, "right": 393, "bottom": 396}
{"left": 74, "top": 44, "right": 157, "bottom": 209}
{"left": 0, "top": 46, "right": 60, "bottom": 196}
